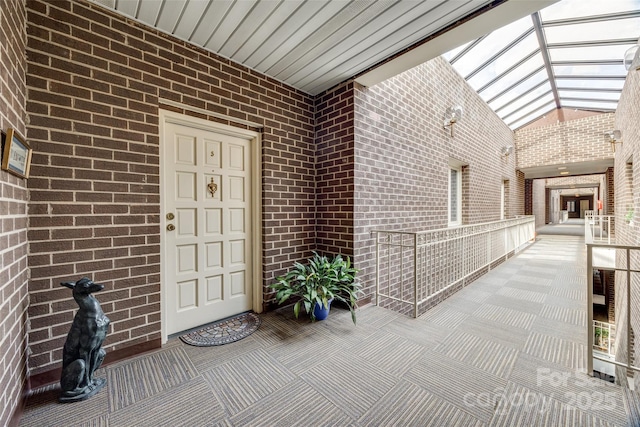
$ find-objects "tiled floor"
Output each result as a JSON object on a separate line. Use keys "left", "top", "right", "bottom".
{"left": 19, "top": 234, "right": 637, "bottom": 426}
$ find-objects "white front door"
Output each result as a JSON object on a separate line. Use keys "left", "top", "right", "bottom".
{"left": 163, "top": 118, "right": 254, "bottom": 335}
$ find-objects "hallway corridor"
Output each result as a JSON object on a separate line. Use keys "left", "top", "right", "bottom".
{"left": 537, "top": 219, "right": 586, "bottom": 237}
{"left": 19, "top": 235, "right": 637, "bottom": 426}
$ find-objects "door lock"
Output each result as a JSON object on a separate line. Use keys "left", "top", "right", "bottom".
{"left": 166, "top": 224, "right": 175, "bottom": 231}
{"left": 166, "top": 213, "right": 175, "bottom": 220}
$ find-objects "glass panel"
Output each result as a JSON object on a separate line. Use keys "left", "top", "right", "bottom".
{"left": 556, "top": 78, "right": 625, "bottom": 90}
{"left": 467, "top": 33, "right": 540, "bottom": 89}
{"left": 477, "top": 53, "right": 545, "bottom": 96}
{"left": 562, "top": 100, "right": 618, "bottom": 110}
{"left": 485, "top": 69, "right": 548, "bottom": 106}
{"left": 549, "top": 44, "right": 635, "bottom": 62}
{"left": 452, "top": 16, "right": 533, "bottom": 78}
{"left": 449, "top": 168, "right": 459, "bottom": 224}
{"left": 544, "top": 18, "right": 640, "bottom": 45}
{"left": 508, "top": 101, "right": 556, "bottom": 129}
{"left": 502, "top": 93, "right": 555, "bottom": 121}
{"left": 553, "top": 64, "right": 627, "bottom": 77}
{"left": 541, "top": 0, "right": 640, "bottom": 21}
{"left": 445, "top": 0, "right": 638, "bottom": 131}
{"left": 496, "top": 83, "right": 553, "bottom": 117}
{"left": 558, "top": 90, "right": 621, "bottom": 101}
{"left": 442, "top": 40, "right": 474, "bottom": 62}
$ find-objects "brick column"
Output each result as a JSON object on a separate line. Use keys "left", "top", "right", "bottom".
{"left": 545, "top": 187, "right": 550, "bottom": 224}
{"left": 606, "top": 166, "right": 614, "bottom": 215}
{"left": 525, "top": 179, "right": 533, "bottom": 215}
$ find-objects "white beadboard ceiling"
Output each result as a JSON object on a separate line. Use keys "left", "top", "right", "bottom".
{"left": 90, "top": 0, "right": 549, "bottom": 95}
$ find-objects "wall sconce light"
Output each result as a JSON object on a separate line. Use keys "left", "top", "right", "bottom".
{"left": 605, "top": 130, "right": 622, "bottom": 152}
{"left": 443, "top": 105, "right": 463, "bottom": 137}
{"left": 624, "top": 38, "right": 640, "bottom": 71}
{"left": 501, "top": 146, "right": 514, "bottom": 157}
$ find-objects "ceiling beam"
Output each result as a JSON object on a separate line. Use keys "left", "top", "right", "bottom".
{"left": 555, "top": 75, "right": 627, "bottom": 80}
{"left": 551, "top": 59, "right": 625, "bottom": 67}
{"left": 532, "top": 12, "right": 560, "bottom": 109}
{"left": 355, "top": 0, "right": 558, "bottom": 89}
{"left": 556, "top": 87, "right": 622, "bottom": 93}
{"left": 476, "top": 58, "right": 542, "bottom": 94}
{"left": 494, "top": 79, "right": 550, "bottom": 113}
{"left": 484, "top": 66, "right": 545, "bottom": 103}
{"left": 561, "top": 96, "right": 618, "bottom": 104}
{"left": 464, "top": 27, "right": 535, "bottom": 80}
{"left": 542, "top": 10, "right": 640, "bottom": 26}
{"left": 547, "top": 38, "right": 638, "bottom": 49}
{"left": 449, "top": 36, "right": 485, "bottom": 65}
{"left": 507, "top": 104, "right": 556, "bottom": 128}
{"left": 501, "top": 90, "right": 554, "bottom": 121}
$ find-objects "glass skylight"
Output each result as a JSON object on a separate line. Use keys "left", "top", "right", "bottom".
{"left": 445, "top": 0, "right": 640, "bottom": 129}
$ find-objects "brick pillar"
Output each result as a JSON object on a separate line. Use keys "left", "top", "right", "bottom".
{"left": 606, "top": 166, "right": 614, "bottom": 215}
{"left": 525, "top": 179, "right": 533, "bottom": 215}
{"left": 545, "top": 187, "right": 550, "bottom": 224}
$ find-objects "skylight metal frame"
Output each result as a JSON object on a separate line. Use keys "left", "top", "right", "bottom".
{"left": 464, "top": 27, "right": 536, "bottom": 80}
{"left": 445, "top": 1, "right": 638, "bottom": 130}
{"left": 493, "top": 79, "right": 552, "bottom": 113}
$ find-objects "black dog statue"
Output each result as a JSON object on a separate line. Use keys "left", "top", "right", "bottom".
{"left": 59, "top": 277, "right": 110, "bottom": 403}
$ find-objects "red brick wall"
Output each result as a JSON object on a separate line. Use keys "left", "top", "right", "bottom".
{"left": 0, "top": 0, "right": 29, "bottom": 424}
{"left": 353, "top": 56, "right": 523, "bottom": 298}
{"left": 315, "top": 82, "right": 354, "bottom": 256}
{"left": 25, "top": 0, "right": 315, "bottom": 375}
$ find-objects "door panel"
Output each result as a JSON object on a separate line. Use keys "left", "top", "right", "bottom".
{"left": 164, "top": 122, "right": 252, "bottom": 335}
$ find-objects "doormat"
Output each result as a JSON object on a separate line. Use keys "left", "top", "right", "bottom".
{"left": 179, "top": 312, "right": 261, "bottom": 347}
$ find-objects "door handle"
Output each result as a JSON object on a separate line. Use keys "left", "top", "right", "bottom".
{"left": 167, "top": 224, "right": 175, "bottom": 231}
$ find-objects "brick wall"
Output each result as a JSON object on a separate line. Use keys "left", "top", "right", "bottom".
{"left": 353, "top": 56, "right": 523, "bottom": 298}
{"left": 606, "top": 167, "right": 614, "bottom": 215}
{"left": 25, "top": 0, "right": 315, "bottom": 375}
{"left": 515, "top": 113, "right": 615, "bottom": 171}
{"left": 315, "top": 82, "right": 354, "bottom": 257}
{"left": 524, "top": 179, "right": 533, "bottom": 215}
{"left": 613, "top": 61, "right": 640, "bottom": 388}
{"left": 531, "top": 174, "right": 605, "bottom": 225}
{"left": 0, "top": 0, "right": 28, "bottom": 425}
{"left": 519, "top": 107, "right": 602, "bottom": 130}
{"left": 546, "top": 175, "right": 603, "bottom": 188}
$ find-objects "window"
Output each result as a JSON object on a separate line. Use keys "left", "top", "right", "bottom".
{"left": 501, "top": 180, "right": 509, "bottom": 220}
{"left": 449, "top": 165, "right": 462, "bottom": 226}
{"left": 625, "top": 158, "right": 633, "bottom": 224}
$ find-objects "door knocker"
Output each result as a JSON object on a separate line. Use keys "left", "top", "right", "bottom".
{"left": 207, "top": 177, "right": 218, "bottom": 197}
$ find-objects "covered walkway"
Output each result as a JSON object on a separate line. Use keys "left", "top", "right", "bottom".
{"left": 536, "top": 218, "right": 585, "bottom": 236}
{"left": 19, "top": 235, "right": 637, "bottom": 426}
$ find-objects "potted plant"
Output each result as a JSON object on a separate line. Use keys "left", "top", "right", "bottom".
{"left": 270, "top": 251, "right": 362, "bottom": 324}
{"left": 625, "top": 208, "right": 634, "bottom": 226}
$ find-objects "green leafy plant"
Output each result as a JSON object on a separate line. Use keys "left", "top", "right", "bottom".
{"left": 270, "top": 251, "right": 362, "bottom": 324}
{"left": 625, "top": 208, "right": 634, "bottom": 224}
